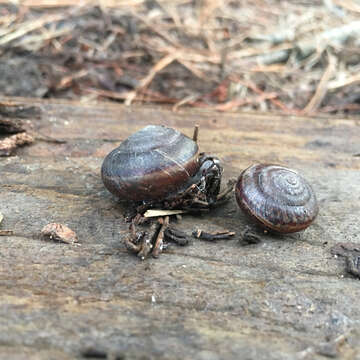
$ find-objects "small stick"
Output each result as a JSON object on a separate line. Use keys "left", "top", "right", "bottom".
{"left": 193, "top": 124, "right": 199, "bottom": 142}
{"left": 164, "top": 227, "right": 190, "bottom": 246}
{"left": 124, "top": 233, "right": 143, "bottom": 253}
{"left": 216, "top": 179, "right": 236, "bottom": 201}
{"left": 143, "top": 209, "right": 186, "bottom": 218}
{"left": 124, "top": 223, "right": 144, "bottom": 254}
{"left": 191, "top": 199, "right": 209, "bottom": 207}
{"left": 137, "top": 221, "right": 161, "bottom": 260}
{"left": 192, "top": 229, "right": 235, "bottom": 241}
{"left": 0, "top": 230, "right": 13, "bottom": 236}
{"left": 152, "top": 216, "right": 169, "bottom": 258}
{"left": 178, "top": 183, "right": 198, "bottom": 198}
{"left": 132, "top": 213, "right": 148, "bottom": 225}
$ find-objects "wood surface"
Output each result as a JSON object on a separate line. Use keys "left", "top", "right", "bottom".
{"left": 0, "top": 97, "right": 360, "bottom": 360}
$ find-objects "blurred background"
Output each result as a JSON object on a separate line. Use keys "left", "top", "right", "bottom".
{"left": 0, "top": 0, "right": 359, "bottom": 116}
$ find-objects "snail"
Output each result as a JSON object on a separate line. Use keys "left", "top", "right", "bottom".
{"left": 235, "top": 164, "right": 318, "bottom": 233}
{"left": 101, "top": 124, "right": 224, "bottom": 207}
{"left": 101, "top": 125, "right": 232, "bottom": 259}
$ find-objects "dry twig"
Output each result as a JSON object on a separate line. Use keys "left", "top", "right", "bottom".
{"left": 302, "top": 52, "right": 337, "bottom": 115}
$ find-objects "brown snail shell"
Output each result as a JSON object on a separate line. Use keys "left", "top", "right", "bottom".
{"left": 101, "top": 125, "right": 200, "bottom": 202}
{"left": 235, "top": 164, "right": 318, "bottom": 233}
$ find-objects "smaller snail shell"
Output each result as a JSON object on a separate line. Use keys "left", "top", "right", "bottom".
{"left": 235, "top": 164, "right": 319, "bottom": 233}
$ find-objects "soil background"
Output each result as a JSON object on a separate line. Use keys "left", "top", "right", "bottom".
{"left": 0, "top": 0, "right": 359, "bottom": 116}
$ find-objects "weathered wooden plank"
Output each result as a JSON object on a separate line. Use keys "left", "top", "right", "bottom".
{"left": 0, "top": 97, "right": 360, "bottom": 359}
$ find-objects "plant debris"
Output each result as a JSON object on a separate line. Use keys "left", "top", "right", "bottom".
{"left": 192, "top": 229, "right": 235, "bottom": 241}
{"left": 0, "top": 132, "right": 34, "bottom": 156}
{"left": 0, "top": 230, "right": 14, "bottom": 236}
{"left": 239, "top": 226, "right": 262, "bottom": 245}
{"left": 0, "top": 103, "right": 41, "bottom": 155}
{"left": 330, "top": 242, "right": 360, "bottom": 278}
{"left": 0, "top": 2, "right": 359, "bottom": 115}
{"left": 164, "top": 226, "right": 190, "bottom": 246}
{"left": 124, "top": 217, "right": 191, "bottom": 260}
{"left": 143, "top": 209, "right": 186, "bottom": 218}
{"left": 41, "top": 223, "right": 78, "bottom": 244}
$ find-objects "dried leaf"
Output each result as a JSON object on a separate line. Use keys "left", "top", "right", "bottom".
{"left": 41, "top": 223, "right": 78, "bottom": 244}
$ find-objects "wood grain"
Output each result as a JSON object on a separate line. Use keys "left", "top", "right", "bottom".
{"left": 0, "top": 97, "right": 360, "bottom": 359}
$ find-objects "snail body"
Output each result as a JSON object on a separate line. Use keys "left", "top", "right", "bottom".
{"left": 101, "top": 125, "right": 221, "bottom": 204}
{"left": 102, "top": 124, "right": 227, "bottom": 259}
{"left": 235, "top": 164, "right": 318, "bottom": 233}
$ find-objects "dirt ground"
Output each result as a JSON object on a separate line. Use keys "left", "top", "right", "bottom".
{"left": 0, "top": 0, "right": 360, "bottom": 116}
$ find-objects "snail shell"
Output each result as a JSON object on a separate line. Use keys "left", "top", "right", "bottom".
{"left": 101, "top": 125, "right": 199, "bottom": 202}
{"left": 235, "top": 164, "right": 318, "bottom": 233}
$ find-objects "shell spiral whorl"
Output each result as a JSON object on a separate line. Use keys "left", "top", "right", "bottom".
{"left": 235, "top": 164, "right": 318, "bottom": 233}
{"left": 101, "top": 125, "right": 199, "bottom": 202}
